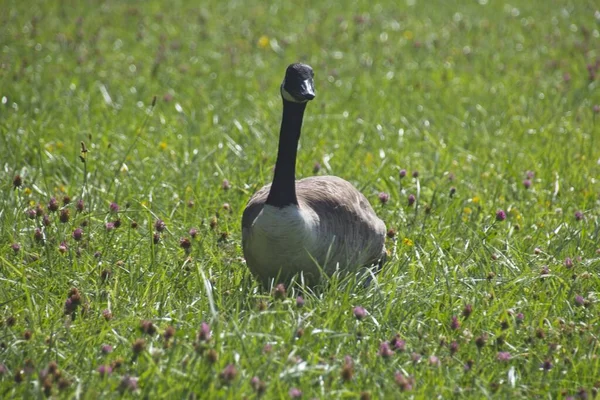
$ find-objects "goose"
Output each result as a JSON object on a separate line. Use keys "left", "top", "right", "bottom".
{"left": 241, "top": 63, "right": 386, "bottom": 287}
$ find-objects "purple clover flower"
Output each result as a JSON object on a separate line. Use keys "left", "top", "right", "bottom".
{"left": 564, "top": 257, "right": 573, "bottom": 269}
{"left": 119, "top": 375, "right": 138, "bottom": 392}
{"left": 449, "top": 341, "right": 459, "bottom": 355}
{"left": 428, "top": 355, "right": 441, "bottom": 366}
{"left": 541, "top": 359, "right": 553, "bottom": 371}
{"left": 353, "top": 306, "right": 367, "bottom": 320}
{"left": 109, "top": 202, "right": 119, "bottom": 213}
{"left": 73, "top": 228, "right": 83, "bottom": 241}
{"left": 378, "top": 341, "right": 394, "bottom": 358}
{"left": 390, "top": 335, "right": 406, "bottom": 351}
{"left": 462, "top": 304, "right": 473, "bottom": 319}
{"left": 394, "top": 372, "right": 414, "bottom": 391}
{"left": 516, "top": 313, "right": 524, "bottom": 324}
{"left": 219, "top": 364, "right": 237, "bottom": 384}
{"left": 198, "top": 322, "right": 211, "bottom": 341}
{"left": 97, "top": 365, "right": 112, "bottom": 377}
{"left": 495, "top": 209, "right": 506, "bottom": 221}
{"left": 48, "top": 197, "right": 59, "bottom": 212}
{"left": 13, "top": 175, "right": 22, "bottom": 189}
{"left": 34, "top": 228, "right": 44, "bottom": 243}
{"left": 450, "top": 315, "right": 460, "bottom": 330}
{"left": 378, "top": 192, "right": 390, "bottom": 204}
{"left": 273, "top": 283, "right": 286, "bottom": 299}
{"left": 179, "top": 237, "right": 191, "bottom": 250}
{"left": 58, "top": 241, "right": 68, "bottom": 254}
{"left": 411, "top": 352, "right": 421, "bottom": 363}
{"left": 154, "top": 219, "right": 166, "bottom": 232}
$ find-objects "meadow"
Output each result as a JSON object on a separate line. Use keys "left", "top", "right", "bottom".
{"left": 1, "top": 0, "right": 600, "bottom": 398}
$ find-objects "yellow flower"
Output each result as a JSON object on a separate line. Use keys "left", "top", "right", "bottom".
{"left": 24, "top": 188, "right": 32, "bottom": 196}
{"left": 463, "top": 207, "right": 472, "bottom": 215}
{"left": 403, "top": 30, "right": 413, "bottom": 40}
{"left": 159, "top": 142, "right": 167, "bottom": 150}
{"left": 257, "top": 35, "right": 269, "bottom": 49}
{"left": 402, "top": 237, "right": 413, "bottom": 246}
{"left": 472, "top": 196, "right": 480, "bottom": 204}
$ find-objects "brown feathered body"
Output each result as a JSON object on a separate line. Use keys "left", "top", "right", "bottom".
{"left": 242, "top": 175, "right": 386, "bottom": 286}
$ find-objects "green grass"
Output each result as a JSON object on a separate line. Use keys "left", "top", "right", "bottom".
{"left": 1, "top": 0, "right": 600, "bottom": 398}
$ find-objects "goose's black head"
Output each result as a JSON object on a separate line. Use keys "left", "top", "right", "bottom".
{"left": 281, "top": 63, "right": 315, "bottom": 103}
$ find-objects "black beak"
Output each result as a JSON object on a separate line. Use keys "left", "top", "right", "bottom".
{"left": 300, "top": 79, "right": 315, "bottom": 101}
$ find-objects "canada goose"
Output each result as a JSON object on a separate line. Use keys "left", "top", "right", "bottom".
{"left": 241, "top": 63, "right": 386, "bottom": 286}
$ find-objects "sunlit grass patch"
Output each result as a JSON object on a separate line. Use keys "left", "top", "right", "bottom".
{"left": 1, "top": 0, "right": 600, "bottom": 398}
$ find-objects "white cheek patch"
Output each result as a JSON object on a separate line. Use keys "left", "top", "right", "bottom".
{"left": 281, "top": 86, "right": 307, "bottom": 103}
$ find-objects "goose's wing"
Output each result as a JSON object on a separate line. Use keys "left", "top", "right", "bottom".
{"left": 241, "top": 185, "right": 270, "bottom": 236}
{"left": 296, "top": 176, "right": 386, "bottom": 267}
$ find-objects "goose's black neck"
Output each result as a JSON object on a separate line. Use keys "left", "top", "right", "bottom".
{"left": 266, "top": 100, "right": 307, "bottom": 208}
